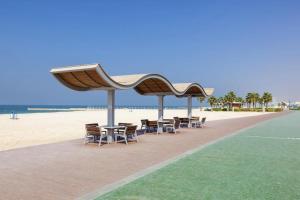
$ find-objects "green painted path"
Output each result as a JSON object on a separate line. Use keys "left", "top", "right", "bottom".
{"left": 97, "top": 112, "right": 300, "bottom": 200}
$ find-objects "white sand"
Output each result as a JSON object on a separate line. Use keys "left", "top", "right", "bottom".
{"left": 0, "top": 109, "right": 270, "bottom": 151}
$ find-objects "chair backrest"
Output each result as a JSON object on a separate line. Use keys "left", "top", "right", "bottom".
{"left": 148, "top": 120, "right": 158, "bottom": 127}
{"left": 118, "top": 122, "right": 133, "bottom": 126}
{"left": 167, "top": 119, "right": 174, "bottom": 124}
{"left": 125, "top": 125, "right": 137, "bottom": 135}
{"left": 173, "top": 117, "right": 179, "bottom": 121}
{"left": 191, "top": 116, "right": 200, "bottom": 121}
{"left": 180, "top": 118, "right": 189, "bottom": 123}
{"left": 141, "top": 119, "right": 149, "bottom": 126}
{"left": 85, "top": 123, "right": 100, "bottom": 135}
{"left": 85, "top": 123, "right": 98, "bottom": 129}
{"left": 174, "top": 119, "right": 181, "bottom": 129}
{"left": 201, "top": 117, "right": 206, "bottom": 124}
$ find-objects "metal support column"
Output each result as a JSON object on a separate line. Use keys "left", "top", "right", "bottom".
{"left": 187, "top": 95, "right": 192, "bottom": 127}
{"left": 157, "top": 95, "right": 164, "bottom": 134}
{"left": 158, "top": 95, "right": 164, "bottom": 120}
{"left": 187, "top": 95, "right": 192, "bottom": 118}
{"left": 107, "top": 89, "right": 115, "bottom": 143}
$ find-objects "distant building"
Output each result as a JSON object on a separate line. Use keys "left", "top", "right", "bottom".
{"left": 292, "top": 102, "right": 300, "bottom": 108}
{"left": 294, "top": 102, "right": 300, "bottom": 106}
{"left": 225, "top": 102, "right": 243, "bottom": 109}
{"left": 278, "top": 101, "right": 289, "bottom": 109}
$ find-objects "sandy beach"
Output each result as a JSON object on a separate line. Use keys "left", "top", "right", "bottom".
{"left": 0, "top": 109, "right": 270, "bottom": 151}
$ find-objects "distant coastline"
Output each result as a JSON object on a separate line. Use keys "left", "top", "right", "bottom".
{"left": 0, "top": 105, "right": 199, "bottom": 115}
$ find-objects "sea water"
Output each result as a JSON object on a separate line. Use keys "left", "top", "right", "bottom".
{"left": 0, "top": 105, "right": 191, "bottom": 115}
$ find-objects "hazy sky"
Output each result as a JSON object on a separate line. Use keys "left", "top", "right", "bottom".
{"left": 0, "top": 0, "right": 299, "bottom": 106}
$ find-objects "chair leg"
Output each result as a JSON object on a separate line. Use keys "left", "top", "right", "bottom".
{"left": 84, "top": 135, "right": 88, "bottom": 144}
{"left": 115, "top": 134, "right": 118, "bottom": 143}
{"left": 125, "top": 135, "right": 128, "bottom": 145}
{"left": 167, "top": 127, "right": 173, "bottom": 133}
{"left": 135, "top": 132, "right": 139, "bottom": 142}
{"left": 99, "top": 135, "right": 102, "bottom": 147}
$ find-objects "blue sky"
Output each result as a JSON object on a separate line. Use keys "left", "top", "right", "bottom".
{"left": 0, "top": 0, "right": 299, "bottom": 105}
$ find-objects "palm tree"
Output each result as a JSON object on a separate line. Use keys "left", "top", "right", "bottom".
{"left": 224, "top": 91, "right": 237, "bottom": 111}
{"left": 253, "top": 93, "right": 260, "bottom": 108}
{"left": 262, "top": 92, "right": 273, "bottom": 108}
{"left": 208, "top": 96, "right": 217, "bottom": 110}
{"left": 197, "top": 96, "right": 206, "bottom": 111}
{"left": 246, "top": 92, "right": 260, "bottom": 108}
{"left": 217, "top": 97, "right": 225, "bottom": 108}
{"left": 236, "top": 97, "right": 245, "bottom": 107}
{"left": 245, "top": 93, "right": 252, "bottom": 108}
{"left": 258, "top": 97, "right": 264, "bottom": 108}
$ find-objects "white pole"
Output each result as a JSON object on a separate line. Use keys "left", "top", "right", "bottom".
{"left": 107, "top": 90, "right": 115, "bottom": 143}
{"left": 158, "top": 95, "right": 164, "bottom": 120}
{"left": 157, "top": 95, "right": 165, "bottom": 134}
{"left": 187, "top": 95, "right": 192, "bottom": 118}
{"left": 107, "top": 90, "right": 115, "bottom": 126}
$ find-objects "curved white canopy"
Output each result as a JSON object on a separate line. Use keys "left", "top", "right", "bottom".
{"left": 50, "top": 64, "right": 214, "bottom": 97}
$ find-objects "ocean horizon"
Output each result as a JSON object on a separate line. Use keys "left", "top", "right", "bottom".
{"left": 0, "top": 105, "right": 202, "bottom": 115}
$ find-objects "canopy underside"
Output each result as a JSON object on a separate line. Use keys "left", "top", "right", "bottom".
{"left": 50, "top": 64, "right": 214, "bottom": 97}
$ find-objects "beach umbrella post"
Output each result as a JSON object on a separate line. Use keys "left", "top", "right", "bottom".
{"left": 187, "top": 95, "right": 193, "bottom": 128}
{"left": 187, "top": 95, "right": 192, "bottom": 118}
{"left": 107, "top": 89, "right": 115, "bottom": 142}
{"left": 158, "top": 95, "right": 164, "bottom": 120}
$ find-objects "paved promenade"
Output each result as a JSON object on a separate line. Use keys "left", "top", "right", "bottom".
{"left": 0, "top": 112, "right": 286, "bottom": 200}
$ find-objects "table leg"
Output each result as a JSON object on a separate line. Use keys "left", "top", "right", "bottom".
{"left": 157, "top": 127, "right": 163, "bottom": 134}
{"left": 107, "top": 129, "right": 113, "bottom": 143}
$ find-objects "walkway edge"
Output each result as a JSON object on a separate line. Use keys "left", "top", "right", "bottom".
{"left": 77, "top": 112, "right": 290, "bottom": 200}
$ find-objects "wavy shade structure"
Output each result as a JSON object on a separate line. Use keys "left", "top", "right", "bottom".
{"left": 50, "top": 64, "right": 214, "bottom": 97}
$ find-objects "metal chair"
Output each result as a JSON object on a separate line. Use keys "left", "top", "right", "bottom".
{"left": 115, "top": 125, "right": 138, "bottom": 144}
{"left": 190, "top": 116, "right": 201, "bottom": 128}
{"left": 140, "top": 119, "right": 149, "bottom": 132}
{"left": 178, "top": 117, "right": 189, "bottom": 128}
{"left": 115, "top": 122, "right": 133, "bottom": 134}
{"left": 148, "top": 120, "right": 158, "bottom": 133}
{"left": 199, "top": 117, "right": 206, "bottom": 128}
{"left": 166, "top": 118, "right": 181, "bottom": 134}
{"left": 84, "top": 123, "right": 107, "bottom": 146}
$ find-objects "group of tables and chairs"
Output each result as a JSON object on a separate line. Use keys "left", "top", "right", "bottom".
{"left": 141, "top": 116, "right": 206, "bottom": 134}
{"left": 84, "top": 116, "right": 206, "bottom": 147}
{"left": 84, "top": 122, "right": 139, "bottom": 146}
